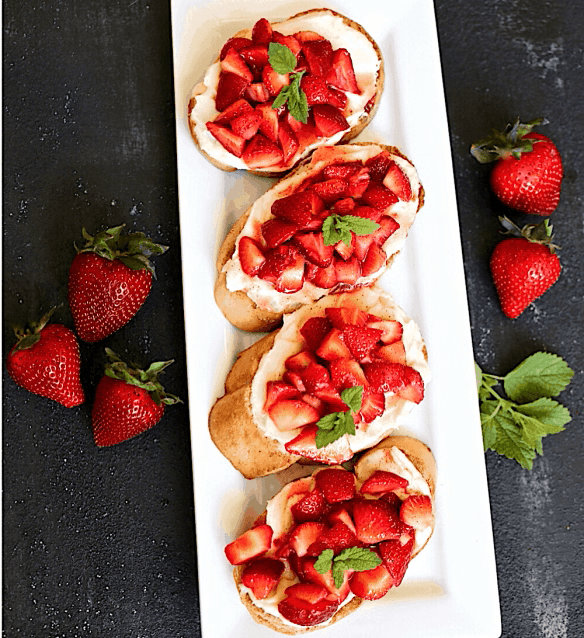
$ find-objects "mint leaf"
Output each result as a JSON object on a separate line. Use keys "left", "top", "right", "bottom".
{"left": 342, "top": 215, "right": 380, "bottom": 236}
{"left": 315, "top": 386, "right": 362, "bottom": 448}
{"left": 271, "top": 87, "right": 289, "bottom": 110}
{"left": 316, "top": 412, "right": 338, "bottom": 431}
{"left": 268, "top": 42, "right": 296, "bottom": 74}
{"left": 316, "top": 547, "right": 381, "bottom": 588}
{"left": 314, "top": 549, "right": 334, "bottom": 574}
{"left": 504, "top": 352, "right": 574, "bottom": 402}
{"left": 322, "top": 214, "right": 380, "bottom": 246}
{"left": 341, "top": 386, "right": 363, "bottom": 413}
{"left": 492, "top": 412, "right": 537, "bottom": 469}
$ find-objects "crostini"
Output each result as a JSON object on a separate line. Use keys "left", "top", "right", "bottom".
{"left": 215, "top": 143, "right": 424, "bottom": 332}
{"left": 209, "top": 286, "right": 430, "bottom": 479}
{"left": 224, "top": 435, "right": 436, "bottom": 633}
{"left": 188, "top": 9, "right": 384, "bottom": 175}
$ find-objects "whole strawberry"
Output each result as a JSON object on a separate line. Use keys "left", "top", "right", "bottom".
{"left": 6, "top": 309, "right": 85, "bottom": 407}
{"left": 489, "top": 217, "right": 561, "bottom": 319}
{"left": 91, "top": 348, "right": 180, "bottom": 446}
{"left": 471, "top": 117, "right": 563, "bottom": 216}
{"left": 68, "top": 225, "right": 167, "bottom": 342}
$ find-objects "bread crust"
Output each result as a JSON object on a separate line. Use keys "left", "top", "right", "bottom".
{"left": 215, "top": 142, "right": 425, "bottom": 332}
{"left": 187, "top": 8, "right": 384, "bottom": 176}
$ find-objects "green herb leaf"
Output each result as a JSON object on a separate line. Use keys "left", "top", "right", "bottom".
{"left": 314, "top": 549, "right": 334, "bottom": 575}
{"left": 268, "top": 42, "right": 296, "bottom": 74}
{"left": 315, "top": 386, "right": 362, "bottom": 448}
{"left": 503, "top": 352, "right": 574, "bottom": 402}
{"left": 322, "top": 214, "right": 380, "bottom": 246}
{"left": 315, "top": 547, "right": 381, "bottom": 588}
{"left": 341, "top": 386, "right": 363, "bottom": 413}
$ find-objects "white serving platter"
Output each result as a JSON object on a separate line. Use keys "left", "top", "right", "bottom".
{"left": 171, "top": 1, "right": 502, "bottom": 636}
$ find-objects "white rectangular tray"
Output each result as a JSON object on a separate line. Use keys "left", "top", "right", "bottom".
{"left": 171, "top": 1, "right": 501, "bottom": 636}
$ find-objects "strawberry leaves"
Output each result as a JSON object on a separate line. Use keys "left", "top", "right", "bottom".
{"left": 322, "top": 214, "right": 380, "bottom": 247}
{"left": 314, "top": 547, "right": 382, "bottom": 588}
{"left": 315, "top": 386, "right": 362, "bottom": 448}
{"left": 476, "top": 352, "right": 573, "bottom": 468}
{"left": 268, "top": 42, "right": 308, "bottom": 123}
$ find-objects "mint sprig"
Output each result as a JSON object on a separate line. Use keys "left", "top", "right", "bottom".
{"left": 314, "top": 547, "right": 382, "bottom": 588}
{"left": 315, "top": 386, "right": 362, "bottom": 449}
{"left": 476, "top": 352, "right": 573, "bottom": 469}
{"left": 322, "top": 214, "right": 380, "bottom": 247}
{"left": 268, "top": 42, "right": 308, "bottom": 124}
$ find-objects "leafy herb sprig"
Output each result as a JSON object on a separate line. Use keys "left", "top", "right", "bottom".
{"left": 268, "top": 42, "right": 308, "bottom": 123}
{"left": 476, "top": 352, "right": 573, "bottom": 469}
{"left": 322, "top": 214, "right": 380, "bottom": 247}
{"left": 314, "top": 547, "right": 382, "bottom": 588}
{"left": 316, "top": 386, "right": 363, "bottom": 448}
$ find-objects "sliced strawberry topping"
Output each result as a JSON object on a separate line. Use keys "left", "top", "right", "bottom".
{"left": 334, "top": 255, "right": 361, "bottom": 285}
{"left": 400, "top": 495, "right": 434, "bottom": 530}
{"left": 239, "top": 44, "right": 270, "bottom": 77}
{"left": 262, "top": 65, "right": 290, "bottom": 96}
{"left": 330, "top": 196, "right": 355, "bottom": 214}
{"left": 242, "top": 133, "right": 284, "bottom": 168}
{"left": 351, "top": 204, "right": 383, "bottom": 222}
{"left": 221, "top": 48, "right": 254, "bottom": 82}
{"left": 220, "top": 36, "right": 252, "bottom": 60}
{"left": 315, "top": 328, "right": 352, "bottom": 361}
{"left": 366, "top": 319, "right": 403, "bottom": 344}
{"left": 230, "top": 110, "right": 262, "bottom": 140}
{"left": 301, "top": 556, "right": 352, "bottom": 602}
{"left": 310, "top": 177, "right": 348, "bottom": 203}
{"left": 224, "top": 523, "right": 273, "bottom": 565}
{"left": 352, "top": 499, "right": 402, "bottom": 544}
{"left": 271, "top": 190, "right": 325, "bottom": 227}
{"left": 263, "top": 380, "right": 300, "bottom": 412}
{"left": 342, "top": 325, "right": 383, "bottom": 361}
{"left": 360, "top": 470, "right": 409, "bottom": 495}
{"left": 206, "top": 121, "right": 245, "bottom": 157}
{"left": 378, "top": 533, "right": 414, "bottom": 587}
{"left": 289, "top": 521, "right": 327, "bottom": 557}
{"left": 260, "top": 218, "right": 299, "bottom": 249}
{"left": 214, "top": 98, "right": 253, "bottom": 124}
{"left": 240, "top": 558, "right": 285, "bottom": 599}
{"left": 292, "top": 232, "right": 334, "bottom": 267}
{"left": 307, "top": 521, "right": 359, "bottom": 556}
{"left": 315, "top": 468, "right": 356, "bottom": 503}
{"left": 325, "top": 48, "right": 360, "bottom": 94}
{"left": 277, "top": 118, "right": 300, "bottom": 164}
{"left": 349, "top": 561, "right": 393, "bottom": 600}
{"left": 326, "top": 504, "right": 356, "bottom": 534}
{"left": 325, "top": 306, "right": 369, "bottom": 328}
{"left": 299, "top": 316, "right": 333, "bottom": 350}
{"left": 329, "top": 358, "right": 368, "bottom": 391}
{"left": 238, "top": 236, "right": 266, "bottom": 276}
{"left": 362, "top": 362, "right": 424, "bottom": 403}
{"left": 310, "top": 263, "right": 338, "bottom": 289}
{"left": 215, "top": 72, "right": 250, "bottom": 112}
{"left": 361, "top": 182, "right": 399, "bottom": 210}
{"left": 312, "top": 104, "right": 350, "bottom": 137}
{"left": 374, "top": 341, "right": 407, "bottom": 364}
{"left": 291, "top": 488, "right": 327, "bottom": 523}
{"left": 284, "top": 424, "right": 353, "bottom": 464}
{"left": 361, "top": 244, "right": 387, "bottom": 277}
{"left": 272, "top": 31, "right": 302, "bottom": 56}
{"left": 383, "top": 161, "right": 413, "bottom": 201}
{"left": 269, "top": 398, "right": 320, "bottom": 432}
{"left": 359, "top": 390, "right": 385, "bottom": 423}
{"left": 284, "top": 583, "right": 328, "bottom": 605}
{"left": 278, "top": 595, "right": 339, "bottom": 627}
{"left": 346, "top": 166, "right": 371, "bottom": 198}
{"left": 285, "top": 350, "right": 318, "bottom": 373}
{"left": 251, "top": 17, "right": 272, "bottom": 45}
{"left": 302, "top": 75, "right": 346, "bottom": 110}
{"left": 370, "top": 215, "right": 400, "bottom": 245}
{"left": 245, "top": 82, "right": 270, "bottom": 103}
{"left": 293, "top": 30, "right": 325, "bottom": 44}
{"left": 300, "top": 362, "right": 331, "bottom": 394}
{"left": 302, "top": 38, "right": 333, "bottom": 76}
{"left": 255, "top": 103, "right": 279, "bottom": 142}
{"left": 365, "top": 150, "right": 393, "bottom": 181}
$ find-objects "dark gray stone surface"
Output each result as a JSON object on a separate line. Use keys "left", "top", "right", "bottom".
{"left": 3, "top": 1, "right": 583, "bottom": 637}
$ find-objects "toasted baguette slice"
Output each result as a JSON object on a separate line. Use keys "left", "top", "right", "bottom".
{"left": 215, "top": 142, "right": 425, "bottom": 333}
{"left": 209, "top": 286, "right": 430, "bottom": 479}
{"left": 188, "top": 9, "right": 384, "bottom": 176}
{"left": 229, "top": 435, "right": 436, "bottom": 633}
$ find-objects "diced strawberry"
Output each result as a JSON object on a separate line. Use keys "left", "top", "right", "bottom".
{"left": 313, "top": 386, "right": 348, "bottom": 413}
{"left": 383, "top": 161, "right": 413, "bottom": 201}
{"left": 274, "top": 251, "right": 305, "bottom": 293}
{"left": 240, "top": 558, "right": 285, "bottom": 599}
{"left": 230, "top": 110, "right": 262, "bottom": 139}
{"left": 361, "top": 244, "right": 387, "bottom": 277}
{"left": 325, "top": 306, "right": 368, "bottom": 328}
{"left": 400, "top": 495, "right": 434, "bottom": 530}
{"left": 268, "top": 399, "right": 320, "bottom": 431}
{"left": 289, "top": 521, "right": 327, "bottom": 557}
{"left": 352, "top": 499, "right": 402, "bottom": 544}
{"left": 285, "top": 350, "right": 318, "bottom": 373}
{"left": 351, "top": 205, "right": 383, "bottom": 222}
{"left": 272, "top": 31, "right": 302, "bottom": 56}
{"left": 360, "top": 470, "right": 409, "bottom": 495}
{"left": 293, "top": 30, "right": 325, "bottom": 43}
{"left": 315, "top": 328, "right": 351, "bottom": 361}
{"left": 374, "top": 341, "right": 406, "bottom": 364}
{"left": 365, "top": 150, "right": 393, "bottom": 181}
{"left": 271, "top": 190, "right": 325, "bottom": 227}
{"left": 214, "top": 98, "right": 253, "bottom": 124}
{"left": 326, "top": 505, "right": 356, "bottom": 534}
{"left": 284, "top": 583, "right": 328, "bottom": 605}
{"left": 334, "top": 234, "right": 355, "bottom": 260}
{"left": 342, "top": 325, "right": 383, "bottom": 361}
{"left": 301, "top": 38, "right": 333, "bottom": 76}
{"left": 251, "top": 17, "right": 272, "bottom": 45}
{"left": 307, "top": 522, "right": 358, "bottom": 556}
{"left": 361, "top": 182, "right": 399, "bottom": 210}
{"left": 300, "top": 556, "right": 351, "bottom": 602}
{"left": 330, "top": 197, "right": 356, "bottom": 214}
{"left": 255, "top": 103, "right": 279, "bottom": 142}
{"left": 310, "top": 263, "right": 337, "bottom": 289}
{"left": 278, "top": 594, "right": 339, "bottom": 627}
{"left": 284, "top": 424, "right": 353, "bottom": 464}
{"left": 323, "top": 163, "right": 360, "bottom": 180}
{"left": 346, "top": 167, "right": 371, "bottom": 198}
{"left": 262, "top": 65, "right": 290, "bottom": 96}
{"left": 380, "top": 491, "right": 403, "bottom": 510}
{"left": 283, "top": 370, "right": 306, "bottom": 393}
{"left": 257, "top": 244, "right": 298, "bottom": 283}
{"left": 315, "top": 468, "right": 356, "bottom": 503}
{"left": 239, "top": 44, "right": 269, "bottom": 78}
{"left": 359, "top": 390, "right": 385, "bottom": 423}
{"left": 366, "top": 319, "right": 403, "bottom": 344}
{"left": 260, "top": 218, "right": 299, "bottom": 249}
{"left": 324, "top": 48, "right": 360, "bottom": 93}
{"left": 312, "top": 105, "right": 350, "bottom": 138}
{"left": 245, "top": 82, "right": 270, "bottom": 103}
{"left": 310, "top": 178, "right": 348, "bottom": 203}
{"left": 215, "top": 71, "right": 251, "bottom": 112}
{"left": 304, "top": 262, "right": 320, "bottom": 282}
{"left": 353, "top": 234, "right": 376, "bottom": 262}
{"left": 263, "top": 380, "right": 300, "bottom": 412}
{"left": 301, "top": 75, "right": 346, "bottom": 110}
{"left": 242, "top": 133, "right": 284, "bottom": 168}
{"left": 302, "top": 393, "right": 326, "bottom": 415}
{"left": 327, "top": 85, "right": 348, "bottom": 110}
{"left": 290, "top": 116, "right": 319, "bottom": 151}
{"left": 206, "top": 121, "right": 246, "bottom": 157}
{"left": 299, "top": 316, "right": 333, "bottom": 350}
{"left": 224, "top": 524, "right": 273, "bottom": 565}
{"left": 378, "top": 534, "right": 414, "bottom": 587}
{"left": 293, "top": 232, "right": 334, "bottom": 267}
{"left": 349, "top": 561, "right": 392, "bottom": 600}
{"left": 221, "top": 49, "right": 254, "bottom": 82}
{"left": 300, "top": 362, "right": 331, "bottom": 394}
{"left": 291, "top": 488, "right": 327, "bottom": 522}
{"left": 220, "top": 36, "right": 253, "bottom": 60}
{"left": 334, "top": 255, "right": 361, "bottom": 285}
{"left": 278, "top": 118, "right": 300, "bottom": 164}
{"left": 370, "top": 215, "right": 400, "bottom": 245}
{"left": 362, "top": 362, "right": 424, "bottom": 403}
{"left": 329, "top": 358, "right": 368, "bottom": 391}
{"left": 238, "top": 236, "right": 266, "bottom": 275}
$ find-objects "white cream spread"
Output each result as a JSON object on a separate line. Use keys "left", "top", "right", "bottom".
{"left": 189, "top": 10, "right": 382, "bottom": 171}
{"left": 223, "top": 145, "right": 421, "bottom": 314}
{"left": 250, "top": 286, "right": 431, "bottom": 455}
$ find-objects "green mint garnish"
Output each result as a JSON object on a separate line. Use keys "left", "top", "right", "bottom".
{"left": 476, "top": 352, "right": 573, "bottom": 469}
{"left": 322, "top": 214, "right": 380, "bottom": 247}
{"left": 315, "top": 547, "right": 382, "bottom": 588}
{"left": 268, "top": 42, "right": 308, "bottom": 124}
{"left": 315, "top": 386, "right": 362, "bottom": 449}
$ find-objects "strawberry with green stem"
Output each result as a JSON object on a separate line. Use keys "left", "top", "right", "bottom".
{"left": 6, "top": 308, "right": 85, "bottom": 407}
{"left": 471, "top": 117, "right": 563, "bottom": 216}
{"left": 91, "top": 348, "right": 180, "bottom": 447}
{"left": 68, "top": 225, "right": 167, "bottom": 343}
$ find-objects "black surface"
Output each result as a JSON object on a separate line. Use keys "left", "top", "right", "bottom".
{"left": 3, "top": 1, "right": 583, "bottom": 637}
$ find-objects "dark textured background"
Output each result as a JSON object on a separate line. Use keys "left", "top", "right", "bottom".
{"left": 3, "top": 1, "right": 583, "bottom": 636}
